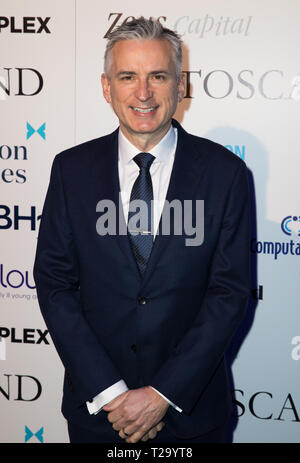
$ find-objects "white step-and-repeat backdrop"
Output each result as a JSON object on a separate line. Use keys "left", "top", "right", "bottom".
{"left": 1, "top": 0, "right": 299, "bottom": 443}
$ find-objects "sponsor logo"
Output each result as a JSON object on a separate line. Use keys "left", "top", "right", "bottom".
{"left": 281, "top": 215, "right": 300, "bottom": 236}
{"left": 251, "top": 216, "right": 300, "bottom": 259}
{"left": 25, "top": 426, "right": 44, "bottom": 443}
{"left": 0, "top": 327, "right": 49, "bottom": 345}
{"left": 0, "top": 67, "right": 44, "bottom": 98}
{"left": 233, "top": 389, "right": 300, "bottom": 422}
{"left": 0, "top": 205, "right": 41, "bottom": 230}
{"left": 0, "top": 144, "right": 27, "bottom": 184}
{"left": 0, "top": 17, "right": 50, "bottom": 34}
{"left": 26, "top": 122, "right": 46, "bottom": 140}
{"left": 104, "top": 13, "right": 253, "bottom": 41}
{"left": 0, "top": 374, "right": 42, "bottom": 401}
{"left": 0, "top": 327, "right": 49, "bottom": 361}
{"left": 291, "top": 336, "right": 300, "bottom": 361}
{"left": 0, "top": 264, "right": 37, "bottom": 306}
{"left": 104, "top": 13, "right": 166, "bottom": 38}
{"left": 174, "top": 14, "right": 252, "bottom": 38}
{"left": 183, "top": 69, "right": 300, "bottom": 101}
{"left": 1, "top": 122, "right": 46, "bottom": 185}
{"left": 0, "top": 145, "right": 27, "bottom": 161}
{"left": 251, "top": 238, "right": 300, "bottom": 259}
{"left": 0, "top": 264, "right": 35, "bottom": 289}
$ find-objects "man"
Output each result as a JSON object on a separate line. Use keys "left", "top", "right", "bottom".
{"left": 34, "top": 18, "right": 250, "bottom": 443}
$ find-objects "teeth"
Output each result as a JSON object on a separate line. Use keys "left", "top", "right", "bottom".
{"left": 133, "top": 107, "right": 155, "bottom": 113}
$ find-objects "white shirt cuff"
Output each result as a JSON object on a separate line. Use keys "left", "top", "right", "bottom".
{"left": 86, "top": 381, "right": 182, "bottom": 415}
{"left": 150, "top": 386, "right": 183, "bottom": 413}
{"left": 86, "top": 379, "right": 128, "bottom": 415}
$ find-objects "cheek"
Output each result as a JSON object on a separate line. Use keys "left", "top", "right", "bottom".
{"left": 165, "top": 92, "right": 179, "bottom": 111}
{"left": 112, "top": 88, "right": 131, "bottom": 106}
{"left": 163, "top": 85, "right": 179, "bottom": 102}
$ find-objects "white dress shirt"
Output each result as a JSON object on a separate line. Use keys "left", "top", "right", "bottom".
{"left": 87, "top": 125, "right": 182, "bottom": 415}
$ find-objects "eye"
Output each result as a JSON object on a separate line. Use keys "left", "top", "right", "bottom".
{"left": 118, "top": 74, "right": 136, "bottom": 82}
{"left": 153, "top": 74, "right": 166, "bottom": 81}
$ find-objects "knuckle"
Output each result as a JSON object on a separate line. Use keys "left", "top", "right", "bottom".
{"left": 135, "top": 417, "right": 143, "bottom": 427}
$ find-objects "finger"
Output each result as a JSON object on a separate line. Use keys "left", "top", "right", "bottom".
{"left": 103, "top": 391, "right": 128, "bottom": 412}
{"left": 124, "top": 419, "right": 164, "bottom": 442}
{"left": 126, "top": 429, "right": 147, "bottom": 444}
{"left": 112, "top": 419, "right": 124, "bottom": 431}
{"left": 119, "top": 429, "right": 141, "bottom": 442}
{"left": 126, "top": 435, "right": 140, "bottom": 444}
{"left": 156, "top": 421, "right": 165, "bottom": 432}
{"left": 107, "top": 402, "right": 133, "bottom": 425}
{"left": 140, "top": 422, "right": 163, "bottom": 442}
{"left": 107, "top": 410, "right": 123, "bottom": 424}
{"left": 115, "top": 418, "right": 142, "bottom": 436}
{"left": 141, "top": 421, "right": 163, "bottom": 441}
{"left": 141, "top": 433, "right": 150, "bottom": 442}
{"left": 109, "top": 412, "right": 140, "bottom": 432}
{"left": 118, "top": 429, "right": 128, "bottom": 440}
{"left": 148, "top": 428, "right": 157, "bottom": 439}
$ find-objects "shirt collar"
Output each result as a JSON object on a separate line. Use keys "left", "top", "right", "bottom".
{"left": 118, "top": 125, "right": 177, "bottom": 166}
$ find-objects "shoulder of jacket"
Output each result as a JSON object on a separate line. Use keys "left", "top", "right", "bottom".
{"left": 54, "top": 129, "right": 118, "bottom": 164}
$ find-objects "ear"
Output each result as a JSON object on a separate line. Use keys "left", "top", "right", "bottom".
{"left": 101, "top": 73, "right": 112, "bottom": 103}
{"left": 177, "top": 72, "right": 185, "bottom": 102}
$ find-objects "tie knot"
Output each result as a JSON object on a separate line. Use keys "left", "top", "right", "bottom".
{"left": 134, "top": 152, "right": 155, "bottom": 171}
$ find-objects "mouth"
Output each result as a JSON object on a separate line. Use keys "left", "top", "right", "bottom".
{"left": 130, "top": 106, "right": 158, "bottom": 115}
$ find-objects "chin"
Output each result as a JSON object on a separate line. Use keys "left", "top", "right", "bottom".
{"left": 131, "top": 122, "right": 160, "bottom": 134}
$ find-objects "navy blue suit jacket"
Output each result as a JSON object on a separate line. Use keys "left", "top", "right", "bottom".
{"left": 34, "top": 120, "right": 250, "bottom": 438}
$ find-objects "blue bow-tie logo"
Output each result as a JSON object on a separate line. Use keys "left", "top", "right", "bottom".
{"left": 25, "top": 426, "right": 44, "bottom": 443}
{"left": 26, "top": 122, "right": 46, "bottom": 140}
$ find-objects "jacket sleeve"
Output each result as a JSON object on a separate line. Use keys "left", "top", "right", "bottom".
{"left": 34, "top": 155, "right": 122, "bottom": 406}
{"left": 150, "top": 160, "right": 251, "bottom": 414}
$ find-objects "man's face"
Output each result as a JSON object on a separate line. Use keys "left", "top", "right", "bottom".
{"left": 101, "top": 39, "right": 184, "bottom": 146}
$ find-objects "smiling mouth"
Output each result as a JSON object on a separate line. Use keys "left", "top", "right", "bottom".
{"left": 131, "top": 106, "right": 158, "bottom": 114}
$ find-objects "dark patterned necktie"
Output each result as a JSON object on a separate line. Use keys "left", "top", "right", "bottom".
{"left": 128, "top": 152, "right": 155, "bottom": 275}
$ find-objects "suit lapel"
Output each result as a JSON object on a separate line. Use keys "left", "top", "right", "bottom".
{"left": 141, "top": 120, "right": 207, "bottom": 284}
{"left": 93, "top": 128, "right": 141, "bottom": 279}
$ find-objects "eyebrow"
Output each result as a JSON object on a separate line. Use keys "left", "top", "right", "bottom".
{"left": 149, "top": 70, "right": 170, "bottom": 75}
{"left": 116, "top": 70, "right": 170, "bottom": 77}
{"left": 116, "top": 71, "right": 136, "bottom": 77}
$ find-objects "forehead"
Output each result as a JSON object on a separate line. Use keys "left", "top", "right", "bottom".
{"left": 110, "top": 39, "right": 175, "bottom": 72}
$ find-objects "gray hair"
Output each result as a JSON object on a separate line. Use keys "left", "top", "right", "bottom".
{"left": 104, "top": 17, "right": 183, "bottom": 80}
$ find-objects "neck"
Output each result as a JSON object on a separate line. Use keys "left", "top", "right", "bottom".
{"left": 120, "top": 122, "right": 172, "bottom": 152}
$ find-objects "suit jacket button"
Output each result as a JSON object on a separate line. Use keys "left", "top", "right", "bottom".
{"left": 131, "top": 344, "right": 137, "bottom": 353}
{"left": 138, "top": 297, "right": 147, "bottom": 305}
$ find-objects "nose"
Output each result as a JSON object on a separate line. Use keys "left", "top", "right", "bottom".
{"left": 135, "top": 78, "right": 153, "bottom": 101}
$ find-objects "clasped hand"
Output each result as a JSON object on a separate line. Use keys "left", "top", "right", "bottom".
{"left": 103, "top": 386, "right": 169, "bottom": 443}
